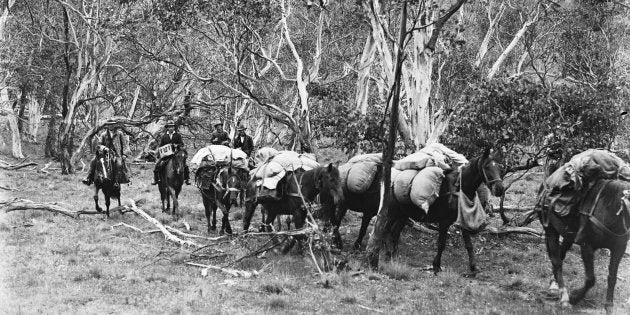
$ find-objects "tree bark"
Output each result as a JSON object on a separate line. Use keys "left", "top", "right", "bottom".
{"left": 366, "top": 2, "right": 407, "bottom": 268}
{"left": 474, "top": 2, "right": 505, "bottom": 68}
{"left": 0, "top": 88, "right": 24, "bottom": 158}
{"left": 0, "top": 0, "right": 16, "bottom": 40}
{"left": 27, "top": 95, "right": 41, "bottom": 142}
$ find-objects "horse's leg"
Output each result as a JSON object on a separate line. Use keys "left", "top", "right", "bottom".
{"left": 333, "top": 204, "right": 348, "bottom": 249}
{"left": 282, "top": 209, "right": 304, "bottom": 254}
{"left": 221, "top": 201, "right": 232, "bottom": 235}
{"left": 390, "top": 217, "right": 407, "bottom": 255}
{"left": 105, "top": 193, "right": 111, "bottom": 218}
{"left": 461, "top": 229, "right": 479, "bottom": 274}
{"left": 569, "top": 243, "right": 596, "bottom": 305}
{"left": 432, "top": 221, "right": 449, "bottom": 273}
{"left": 211, "top": 200, "right": 218, "bottom": 231}
{"left": 170, "top": 187, "right": 179, "bottom": 218}
{"left": 202, "top": 193, "right": 213, "bottom": 233}
{"left": 94, "top": 187, "right": 102, "bottom": 212}
{"left": 355, "top": 214, "right": 373, "bottom": 250}
{"left": 242, "top": 201, "right": 257, "bottom": 232}
{"left": 544, "top": 226, "right": 570, "bottom": 307}
{"left": 603, "top": 243, "right": 627, "bottom": 313}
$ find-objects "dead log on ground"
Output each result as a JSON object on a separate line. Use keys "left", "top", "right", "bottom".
{"left": 186, "top": 262, "right": 259, "bottom": 278}
{"left": 482, "top": 226, "right": 542, "bottom": 238}
{"left": 126, "top": 199, "right": 201, "bottom": 248}
{"left": 0, "top": 198, "right": 106, "bottom": 218}
{"left": 0, "top": 160, "right": 37, "bottom": 170}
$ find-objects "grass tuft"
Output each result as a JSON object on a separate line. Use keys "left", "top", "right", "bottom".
{"left": 267, "top": 297, "right": 287, "bottom": 310}
{"left": 380, "top": 261, "right": 413, "bottom": 280}
{"left": 340, "top": 295, "right": 357, "bottom": 304}
{"left": 88, "top": 266, "right": 103, "bottom": 279}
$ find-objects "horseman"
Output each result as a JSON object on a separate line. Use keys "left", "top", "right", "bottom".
{"left": 233, "top": 125, "right": 254, "bottom": 157}
{"left": 82, "top": 124, "right": 130, "bottom": 185}
{"left": 152, "top": 120, "right": 191, "bottom": 185}
{"left": 209, "top": 121, "right": 231, "bottom": 146}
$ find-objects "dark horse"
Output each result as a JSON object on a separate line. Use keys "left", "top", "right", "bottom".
{"left": 387, "top": 148, "right": 505, "bottom": 273}
{"left": 93, "top": 146, "right": 121, "bottom": 217}
{"left": 242, "top": 164, "right": 343, "bottom": 249}
{"left": 333, "top": 165, "right": 383, "bottom": 249}
{"left": 540, "top": 179, "right": 630, "bottom": 313}
{"left": 158, "top": 145, "right": 187, "bottom": 217}
{"left": 196, "top": 165, "right": 248, "bottom": 234}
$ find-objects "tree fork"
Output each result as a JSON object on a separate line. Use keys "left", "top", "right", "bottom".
{"left": 366, "top": 1, "right": 407, "bottom": 268}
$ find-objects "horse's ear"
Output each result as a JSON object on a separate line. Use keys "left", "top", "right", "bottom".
{"left": 483, "top": 147, "right": 491, "bottom": 159}
{"left": 327, "top": 163, "right": 334, "bottom": 172}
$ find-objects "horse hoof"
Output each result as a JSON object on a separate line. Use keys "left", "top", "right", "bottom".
{"left": 604, "top": 303, "right": 614, "bottom": 315}
{"left": 210, "top": 226, "right": 216, "bottom": 231}
{"left": 560, "top": 301, "right": 571, "bottom": 309}
{"left": 96, "top": 208, "right": 103, "bottom": 213}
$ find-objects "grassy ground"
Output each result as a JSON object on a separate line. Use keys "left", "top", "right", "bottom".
{"left": 1, "top": 143, "right": 629, "bottom": 314}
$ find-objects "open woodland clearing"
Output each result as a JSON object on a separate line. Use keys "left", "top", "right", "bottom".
{"left": 0, "top": 141, "right": 629, "bottom": 314}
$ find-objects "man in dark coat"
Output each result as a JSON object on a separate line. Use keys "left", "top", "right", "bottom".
{"left": 209, "top": 121, "right": 230, "bottom": 146}
{"left": 233, "top": 125, "right": 254, "bottom": 157}
{"left": 152, "top": 120, "right": 190, "bottom": 185}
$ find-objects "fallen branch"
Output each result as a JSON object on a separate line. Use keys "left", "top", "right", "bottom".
{"left": 357, "top": 304, "right": 384, "bottom": 314}
{"left": 482, "top": 226, "right": 542, "bottom": 238}
{"left": 0, "top": 198, "right": 105, "bottom": 218}
{"left": 0, "top": 161, "right": 37, "bottom": 170}
{"left": 40, "top": 162, "right": 52, "bottom": 174}
{"left": 186, "top": 262, "right": 259, "bottom": 278}
{"left": 126, "top": 199, "right": 201, "bottom": 248}
{"left": 165, "top": 225, "right": 224, "bottom": 241}
{"left": 0, "top": 184, "right": 13, "bottom": 191}
{"left": 407, "top": 220, "right": 438, "bottom": 234}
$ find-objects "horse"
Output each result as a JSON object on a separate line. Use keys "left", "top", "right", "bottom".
{"left": 158, "top": 145, "right": 187, "bottom": 217}
{"left": 242, "top": 164, "right": 343, "bottom": 251}
{"left": 196, "top": 164, "right": 248, "bottom": 234}
{"left": 386, "top": 148, "right": 505, "bottom": 273}
{"left": 333, "top": 165, "right": 383, "bottom": 249}
{"left": 540, "top": 179, "right": 630, "bottom": 313}
{"left": 92, "top": 146, "right": 121, "bottom": 218}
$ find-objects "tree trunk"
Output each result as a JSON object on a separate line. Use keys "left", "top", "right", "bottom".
{"left": 355, "top": 34, "right": 377, "bottom": 114}
{"left": 366, "top": 2, "right": 407, "bottom": 268}
{"left": 0, "top": 88, "right": 24, "bottom": 158}
{"left": 474, "top": 2, "right": 505, "bottom": 68}
{"left": 0, "top": 0, "right": 16, "bottom": 40}
{"left": 27, "top": 95, "right": 41, "bottom": 142}
{"left": 487, "top": 7, "right": 540, "bottom": 79}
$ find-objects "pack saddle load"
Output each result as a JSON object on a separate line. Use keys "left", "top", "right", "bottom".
{"left": 396, "top": 143, "right": 472, "bottom": 213}
{"left": 540, "top": 149, "right": 630, "bottom": 216}
{"left": 249, "top": 149, "right": 320, "bottom": 201}
{"left": 191, "top": 145, "right": 249, "bottom": 190}
{"left": 338, "top": 153, "right": 383, "bottom": 194}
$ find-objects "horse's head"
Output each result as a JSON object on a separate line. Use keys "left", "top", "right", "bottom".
{"left": 94, "top": 145, "right": 113, "bottom": 183}
{"left": 172, "top": 145, "right": 187, "bottom": 175}
{"left": 478, "top": 148, "right": 505, "bottom": 197}
{"left": 314, "top": 163, "right": 344, "bottom": 210}
{"left": 219, "top": 166, "right": 246, "bottom": 205}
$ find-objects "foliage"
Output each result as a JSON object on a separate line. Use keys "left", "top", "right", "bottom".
{"left": 444, "top": 78, "right": 623, "bottom": 170}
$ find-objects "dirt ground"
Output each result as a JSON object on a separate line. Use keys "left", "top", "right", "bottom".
{"left": 1, "top": 148, "right": 629, "bottom": 314}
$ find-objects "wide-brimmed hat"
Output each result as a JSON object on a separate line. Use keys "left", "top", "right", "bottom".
{"left": 212, "top": 120, "right": 223, "bottom": 127}
{"left": 237, "top": 125, "right": 247, "bottom": 131}
{"left": 165, "top": 119, "right": 176, "bottom": 127}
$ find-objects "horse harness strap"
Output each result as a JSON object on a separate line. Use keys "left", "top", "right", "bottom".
{"left": 578, "top": 180, "right": 630, "bottom": 238}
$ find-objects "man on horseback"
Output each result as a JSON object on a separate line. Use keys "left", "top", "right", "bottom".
{"left": 82, "top": 124, "right": 130, "bottom": 186}
{"left": 209, "top": 121, "right": 231, "bottom": 146}
{"left": 233, "top": 125, "right": 254, "bottom": 157}
{"left": 152, "top": 120, "right": 191, "bottom": 185}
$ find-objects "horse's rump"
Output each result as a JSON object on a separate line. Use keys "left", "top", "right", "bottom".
{"left": 576, "top": 179, "right": 630, "bottom": 239}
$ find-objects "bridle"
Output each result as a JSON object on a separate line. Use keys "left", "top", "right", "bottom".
{"left": 478, "top": 156, "right": 502, "bottom": 188}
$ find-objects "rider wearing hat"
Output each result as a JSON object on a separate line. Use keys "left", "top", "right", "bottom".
{"left": 209, "top": 120, "right": 231, "bottom": 146}
{"left": 233, "top": 125, "right": 254, "bottom": 157}
{"left": 152, "top": 120, "right": 190, "bottom": 185}
{"left": 82, "top": 124, "right": 129, "bottom": 185}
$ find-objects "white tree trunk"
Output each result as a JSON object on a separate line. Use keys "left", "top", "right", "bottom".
{"left": 355, "top": 34, "right": 377, "bottom": 114}
{"left": 474, "top": 2, "right": 505, "bottom": 68}
{"left": 487, "top": 9, "right": 540, "bottom": 79}
{"left": 0, "top": 0, "right": 16, "bottom": 40}
{"left": 0, "top": 87, "right": 23, "bottom": 158}
{"left": 406, "top": 24, "right": 434, "bottom": 148}
{"left": 27, "top": 95, "right": 41, "bottom": 142}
